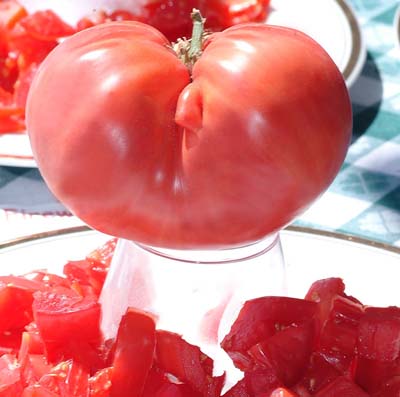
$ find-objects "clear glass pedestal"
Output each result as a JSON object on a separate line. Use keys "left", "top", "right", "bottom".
{"left": 100, "top": 233, "right": 287, "bottom": 389}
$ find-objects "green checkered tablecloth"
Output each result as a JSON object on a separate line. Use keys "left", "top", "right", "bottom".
{"left": 0, "top": 0, "right": 399, "bottom": 246}
{"left": 295, "top": 0, "right": 400, "bottom": 246}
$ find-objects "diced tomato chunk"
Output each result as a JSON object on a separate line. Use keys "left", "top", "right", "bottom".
{"left": 0, "top": 275, "right": 45, "bottom": 333}
{"left": 19, "top": 10, "right": 75, "bottom": 41}
{"left": 110, "top": 308, "right": 156, "bottom": 397}
{"left": 248, "top": 321, "right": 315, "bottom": 386}
{"left": 39, "top": 360, "right": 89, "bottom": 397}
{"left": 221, "top": 297, "right": 317, "bottom": 366}
{"left": 372, "top": 376, "right": 400, "bottom": 397}
{"left": 156, "top": 329, "right": 225, "bottom": 396}
{"left": 358, "top": 306, "right": 400, "bottom": 362}
{"left": 355, "top": 357, "right": 400, "bottom": 394}
{"left": 270, "top": 387, "right": 298, "bottom": 397}
{"left": 0, "top": 354, "right": 23, "bottom": 396}
{"left": 314, "top": 376, "right": 369, "bottom": 397}
{"left": 293, "top": 352, "right": 341, "bottom": 395}
{"left": 22, "top": 384, "right": 59, "bottom": 397}
{"left": 32, "top": 291, "right": 102, "bottom": 369}
{"left": 0, "top": 0, "right": 27, "bottom": 29}
{"left": 89, "top": 367, "right": 113, "bottom": 397}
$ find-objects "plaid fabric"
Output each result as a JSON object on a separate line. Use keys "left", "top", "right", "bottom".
{"left": 0, "top": 0, "right": 399, "bottom": 245}
{"left": 295, "top": 0, "right": 400, "bottom": 247}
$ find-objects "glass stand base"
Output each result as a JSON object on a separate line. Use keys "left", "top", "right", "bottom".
{"left": 100, "top": 233, "right": 287, "bottom": 389}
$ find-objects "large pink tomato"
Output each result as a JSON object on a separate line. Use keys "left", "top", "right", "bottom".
{"left": 26, "top": 21, "right": 351, "bottom": 249}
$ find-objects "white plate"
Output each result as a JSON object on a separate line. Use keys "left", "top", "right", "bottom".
{"left": 1, "top": 0, "right": 365, "bottom": 168}
{"left": 0, "top": 225, "right": 398, "bottom": 308}
{"left": 395, "top": 3, "right": 400, "bottom": 48}
{"left": 267, "top": 0, "right": 365, "bottom": 87}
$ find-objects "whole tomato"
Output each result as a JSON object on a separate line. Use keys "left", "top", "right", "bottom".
{"left": 26, "top": 20, "right": 351, "bottom": 249}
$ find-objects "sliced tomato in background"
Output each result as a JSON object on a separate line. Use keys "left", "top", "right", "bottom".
{"left": 13, "top": 61, "right": 38, "bottom": 110}
{"left": 0, "top": 354, "right": 23, "bottom": 396}
{"left": 0, "top": 56, "right": 18, "bottom": 93}
{"left": 0, "top": 0, "right": 27, "bottom": 29}
{"left": 0, "top": 86, "right": 23, "bottom": 115}
{"left": 19, "top": 10, "right": 75, "bottom": 41}
{"left": 110, "top": 308, "right": 156, "bottom": 397}
{"left": 8, "top": 22, "right": 57, "bottom": 68}
{"left": 204, "top": 0, "right": 270, "bottom": 29}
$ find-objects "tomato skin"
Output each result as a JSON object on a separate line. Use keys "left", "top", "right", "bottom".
{"left": 27, "top": 20, "right": 351, "bottom": 249}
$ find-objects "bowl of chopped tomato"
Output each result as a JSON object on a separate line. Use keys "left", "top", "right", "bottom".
{"left": 0, "top": 225, "right": 399, "bottom": 396}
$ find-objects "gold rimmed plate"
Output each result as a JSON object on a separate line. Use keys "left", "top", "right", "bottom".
{"left": 0, "top": 225, "right": 398, "bottom": 307}
{"left": 267, "top": 0, "right": 365, "bottom": 87}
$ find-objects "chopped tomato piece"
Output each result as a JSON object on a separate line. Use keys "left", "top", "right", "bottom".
{"left": 305, "top": 277, "right": 347, "bottom": 326}
{"left": 89, "top": 367, "right": 113, "bottom": 397}
{"left": 319, "top": 296, "right": 364, "bottom": 373}
{"left": 19, "top": 10, "right": 75, "bottom": 41}
{"left": 355, "top": 357, "right": 400, "bottom": 394}
{"left": 32, "top": 291, "right": 102, "bottom": 368}
{"left": 0, "top": 0, "right": 27, "bottom": 29}
{"left": 8, "top": 22, "right": 57, "bottom": 68}
{"left": 0, "top": 56, "right": 18, "bottom": 93}
{"left": 156, "top": 330, "right": 225, "bottom": 396}
{"left": 76, "top": 10, "right": 109, "bottom": 31}
{"left": 243, "top": 367, "right": 281, "bottom": 396}
{"left": 373, "top": 376, "right": 400, "bottom": 397}
{"left": 110, "top": 308, "right": 156, "bottom": 397}
{"left": 358, "top": 306, "right": 400, "bottom": 362}
{"left": 222, "top": 380, "right": 250, "bottom": 397}
{"left": 270, "top": 387, "right": 298, "bottom": 397}
{"left": 39, "top": 360, "right": 89, "bottom": 397}
{"left": 13, "top": 62, "right": 38, "bottom": 109}
{"left": 0, "top": 354, "right": 23, "bottom": 396}
{"left": 221, "top": 297, "right": 317, "bottom": 368}
{"left": 248, "top": 321, "right": 315, "bottom": 386}
{"left": 294, "top": 352, "right": 341, "bottom": 395}
{"left": 22, "top": 384, "right": 59, "bottom": 397}
{"left": 0, "top": 275, "right": 45, "bottom": 333}
{"left": 314, "top": 376, "right": 369, "bottom": 397}
{"left": 0, "top": 86, "right": 22, "bottom": 115}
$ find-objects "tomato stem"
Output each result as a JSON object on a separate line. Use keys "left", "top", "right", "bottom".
{"left": 173, "top": 9, "right": 206, "bottom": 73}
{"left": 188, "top": 9, "right": 205, "bottom": 63}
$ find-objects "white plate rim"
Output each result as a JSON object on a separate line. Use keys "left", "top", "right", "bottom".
{"left": 334, "top": 0, "right": 365, "bottom": 87}
{"left": 0, "top": 0, "right": 366, "bottom": 168}
{"left": 1, "top": 224, "right": 399, "bottom": 255}
{"left": 395, "top": 2, "right": 400, "bottom": 48}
